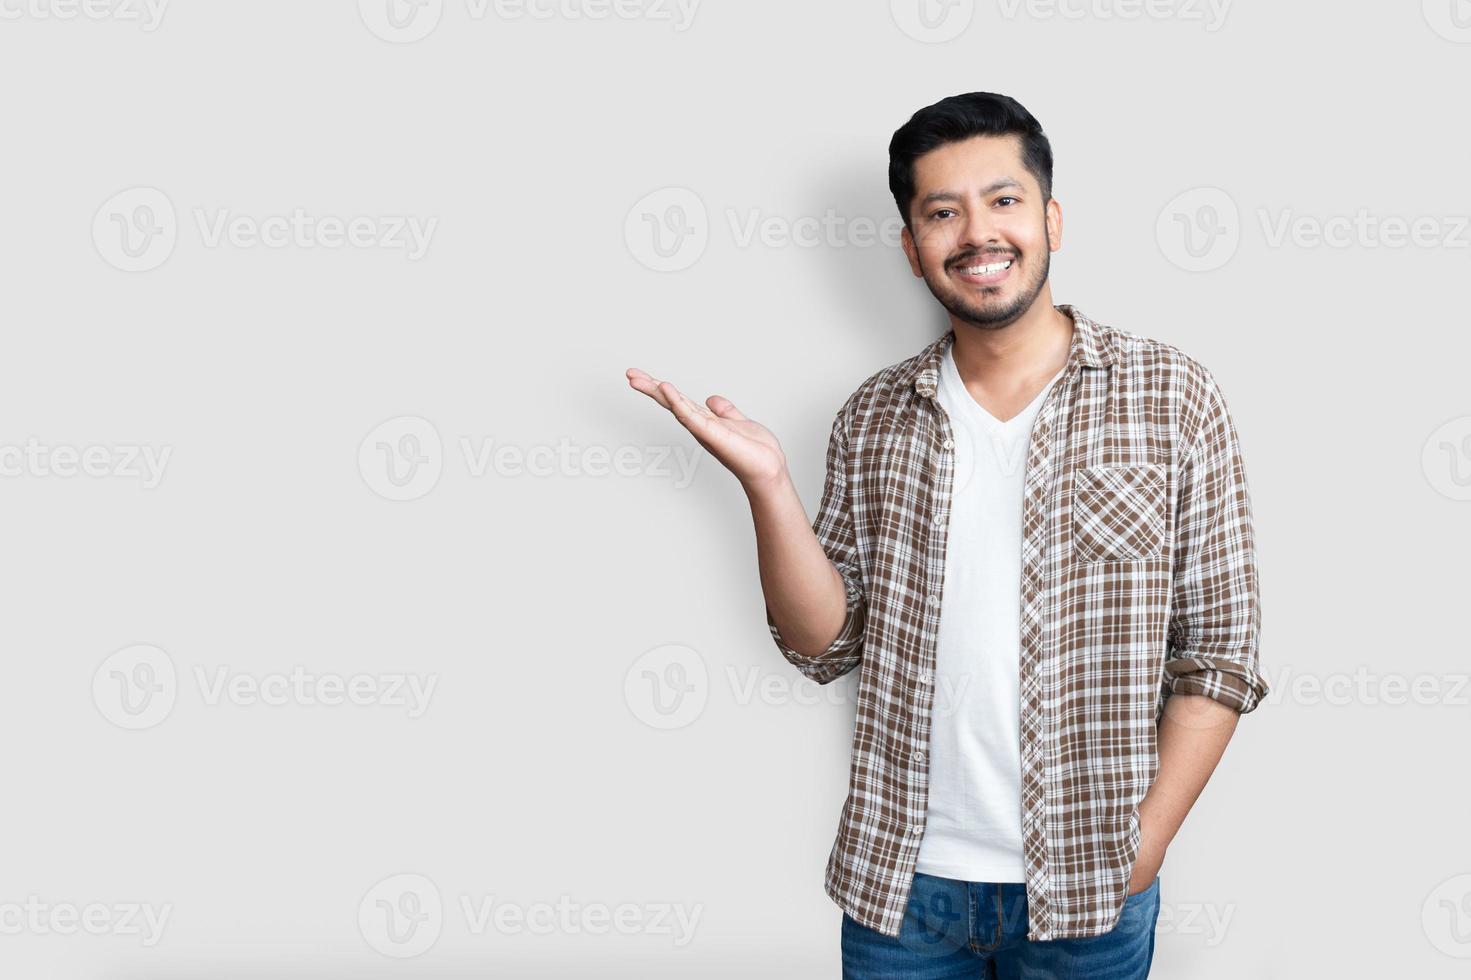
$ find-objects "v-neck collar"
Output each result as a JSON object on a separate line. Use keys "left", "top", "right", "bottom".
{"left": 939, "top": 344, "right": 1065, "bottom": 430}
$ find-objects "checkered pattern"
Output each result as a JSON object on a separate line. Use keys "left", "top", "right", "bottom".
{"left": 765, "top": 306, "right": 1267, "bottom": 941}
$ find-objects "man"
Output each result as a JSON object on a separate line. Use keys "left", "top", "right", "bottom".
{"left": 626, "top": 91, "right": 1266, "bottom": 978}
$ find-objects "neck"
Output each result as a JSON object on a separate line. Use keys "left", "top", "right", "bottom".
{"left": 948, "top": 287, "right": 1073, "bottom": 385}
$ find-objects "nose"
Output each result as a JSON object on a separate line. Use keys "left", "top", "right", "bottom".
{"left": 958, "top": 203, "right": 1002, "bottom": 254}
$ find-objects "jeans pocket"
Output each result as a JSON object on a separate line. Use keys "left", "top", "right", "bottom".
{"left": 1124, "top": 874, "right": 1160, "bottom": 905}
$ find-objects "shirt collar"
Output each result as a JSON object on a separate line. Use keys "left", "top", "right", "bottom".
{"left": 911, "top": 305, "right": 1111, "bottom": 400}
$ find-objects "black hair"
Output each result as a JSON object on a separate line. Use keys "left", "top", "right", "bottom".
{"left": 888, "top": 92, "right": 1054, "bottom": 229}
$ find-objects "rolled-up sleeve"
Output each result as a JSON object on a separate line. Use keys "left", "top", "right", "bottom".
{"left": 765, "top": 409, "right": 865, "bottom": 686}
{"left": 1165, "top": 368, "right": 1269, "bottom": 713}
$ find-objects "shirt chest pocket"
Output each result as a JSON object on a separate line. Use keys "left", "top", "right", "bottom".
{"left": 1071, "top": 463, "right": 1168, "bottom": 562}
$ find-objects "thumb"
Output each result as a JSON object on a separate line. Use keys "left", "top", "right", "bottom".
{"left": 706, "top": 395, "right": 747, "bottom": 421}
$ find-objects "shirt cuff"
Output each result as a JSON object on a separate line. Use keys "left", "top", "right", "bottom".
{"left": 765, "top": 573, "right": 864, "bottom": 686}
{"left": 1163, "top": 653, "right": 1270, "bottom": 714}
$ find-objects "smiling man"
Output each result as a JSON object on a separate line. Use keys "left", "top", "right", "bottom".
{"left": 627, "top": 91, "right": 1266, "bottom": 979}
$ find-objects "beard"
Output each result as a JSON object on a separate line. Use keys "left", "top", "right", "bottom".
{"left": 922, "top": 243, "right": 1050, "bottom": 330}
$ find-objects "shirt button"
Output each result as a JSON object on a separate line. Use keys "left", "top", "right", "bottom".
{"left": 932, "top": 514, "right": 946, "bottom": 526}
{"left": 913, "top": 750, "right": 926, "bottom": 764}
{"left": 925, "top": 595, "right": 940, "bottom": 609}
{"left": 919, "top": 670, "right": 934, "bottom": 685}
{"left": 908, "top": 825, "right": 922, "bottom": 837}
{"left": 941, "top": 437, "right": 954, "bottom": 450}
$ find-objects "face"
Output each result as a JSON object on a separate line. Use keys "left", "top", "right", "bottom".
{"left": 900, "top": 134, "right": 1062, "bottom": 330}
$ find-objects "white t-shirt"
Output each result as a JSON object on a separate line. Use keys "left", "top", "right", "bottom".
{"left": 913, "top": 345, "right": 1065, "bottom": 883}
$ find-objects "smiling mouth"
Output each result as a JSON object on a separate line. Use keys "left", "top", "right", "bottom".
{"left": 958, "top": 259, "right": 1012, "bottom": 275}
{"left": 952, "top": 256, "right": 1015, "bottom": 284}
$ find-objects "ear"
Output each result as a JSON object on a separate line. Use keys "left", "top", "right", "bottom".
{"left": 900, "top": 223, "right": 924, "bottom": 278}
{"left": 1045, "top": 196, "right": 1063, "bottom": 253}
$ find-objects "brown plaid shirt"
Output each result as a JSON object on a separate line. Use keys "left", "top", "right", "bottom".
{"left": 766, "top": 305, "right": 1267, "bottom": 941}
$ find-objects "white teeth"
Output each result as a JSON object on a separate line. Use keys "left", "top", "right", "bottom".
{"left": 961, "top": 260, "right": 1012, "bottom": 276}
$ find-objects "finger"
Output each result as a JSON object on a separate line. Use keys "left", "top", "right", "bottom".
{"left": 626, "top": 369, "right": 677, "bottom": 410}
{"left": 706, "top": 395, "right": 747, "bottom": 421}
{"left": 658, "top": 380, "right": 708, "bottom": 423}
{"left": 660, "top": 382, "right": 725, "bottom": 437}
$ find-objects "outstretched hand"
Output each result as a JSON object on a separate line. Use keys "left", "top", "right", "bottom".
{"left": 625, "top": 367, "right": 787, "bottom": 490}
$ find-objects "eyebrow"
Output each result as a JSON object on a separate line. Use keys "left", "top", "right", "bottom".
{"left": 917, "top": 178, "right": 1025, "bottom": 210}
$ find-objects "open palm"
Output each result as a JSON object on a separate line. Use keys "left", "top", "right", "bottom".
{"left": 625, "top": 367, "right": 786, "bottom": 488}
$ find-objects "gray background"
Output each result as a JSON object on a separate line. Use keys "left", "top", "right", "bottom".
{"left": 2, "top": 0, "right": 1468, "bottom": 976}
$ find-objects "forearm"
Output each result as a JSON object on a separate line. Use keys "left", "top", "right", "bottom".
{"left": 1138, "top": 694, "right": 1240, "bottom": 853}
{"left": 746, "top": 473, "right": 849, "bottom": 659}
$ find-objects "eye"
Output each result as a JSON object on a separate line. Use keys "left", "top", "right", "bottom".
{"left": 995, "top": 196, "right": 1019, "bottom": 207}
{"left": 929, "top": 208, "right": 957, "bottom": 221}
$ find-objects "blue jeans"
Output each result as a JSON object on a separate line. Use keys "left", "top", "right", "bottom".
{"left": 841, "top": 872, "right": 1161, "bottom": 979}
